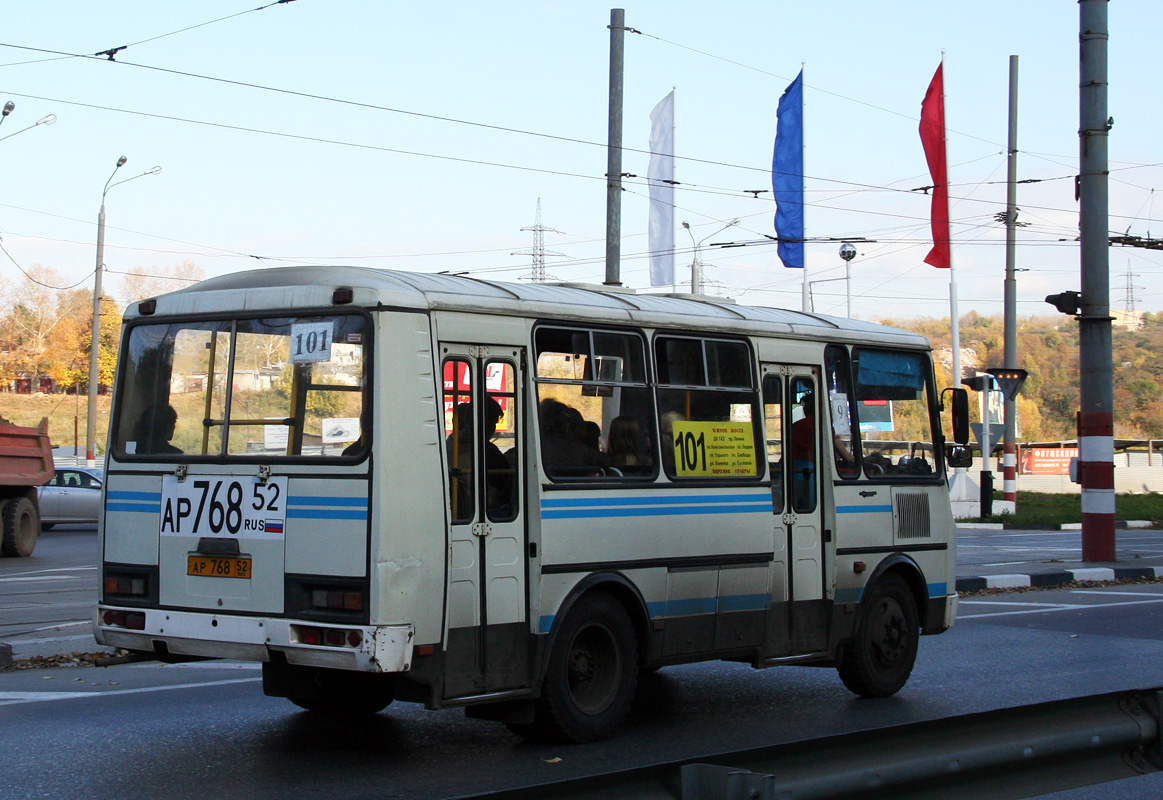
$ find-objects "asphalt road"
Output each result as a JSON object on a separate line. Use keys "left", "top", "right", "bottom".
{"left": 0, "top": 525, "right": 98, "bottom": 653}
{"left": 3, "top": 581, "right": 1163, "bottom": 799}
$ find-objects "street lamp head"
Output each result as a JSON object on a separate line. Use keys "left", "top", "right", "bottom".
{"left": 839, "top": 243, "right": 858, "bottom": 262}
{"left": 2, "top": 101, "right": 13, "bottom": 117}
{"left": 116, "top": 155, "right": 127, "bottom": 168}
{"left": 682, "top": 221, "right": 691, "bottom": 230}
{"left": 145, "top": 166, "right": 162, "bottom": 175}
{"left": 35, "top": 114, "right": 56, "bottom": 126}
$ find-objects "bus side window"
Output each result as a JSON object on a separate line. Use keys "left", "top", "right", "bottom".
{"left": 789, "top": 379, "right": 817, "bottom": 513}
{"left": 655, "top": 336, "right": 761, "bottom": 481}
{"left": 762, "top": 374, "right": 784, "bottom": 512}
{"left": 825, "top": 345, "right": 860, "bottom": 479}
{"left": 484, "top": 361, "right": 519, "bottom": 523}
{"left": 443, "top": 359, "right": 475, "bottom": 524}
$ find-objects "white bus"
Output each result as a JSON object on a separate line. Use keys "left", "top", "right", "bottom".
{"left": 96, "top": 267, "right": 969, "bottom": 742}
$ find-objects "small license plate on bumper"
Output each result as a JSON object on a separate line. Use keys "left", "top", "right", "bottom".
{"left": 187, "top": 555, "right": 252, "bottom": 579}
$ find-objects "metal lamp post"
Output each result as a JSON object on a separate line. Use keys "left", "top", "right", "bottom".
{"left": 86, "top": 157, "right": 161, "bottom": 467}
{"left": 0, "top": 103, "right": 57, "bottom": 143}
{"left": 839, "top": 242, "right": 857, "bottom": 319}
{"left": 681, "top": 219, "right": 739, "bottom": 295}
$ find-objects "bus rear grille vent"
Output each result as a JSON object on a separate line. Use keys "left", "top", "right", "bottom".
{"left": 894, "top": 493, "right": 931, "bottom": 539}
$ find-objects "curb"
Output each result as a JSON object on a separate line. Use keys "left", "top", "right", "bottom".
{"left": 956, "top": 565, "right": 1163, "bottom": 592}
{"left": 0, "top": 635, "right": 115, "bottom": 668}
{"left": 958, "top": 520, "right": 1158, "bottom": 531}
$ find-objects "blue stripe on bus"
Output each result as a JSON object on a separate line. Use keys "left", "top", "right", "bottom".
{"left": 106, "top": 502, "right": 160, "bottom": 514}
{"left": 836, "top": 504, "right": 894, "bottom": 514}
{"left": 289, "top": 496, "right": 367, "bottom": 507}
{"left": 107, "top": 490, "right": 161, "bottom": 502}
{"left": 836, "top": 582, "right": 950, "bottom": 605}
{"left": 539, "top": 592, "right": 774, "bottom": 633}
{"left": 541, "top": 493, "right": 771, "bottom": 508}
{"left": 286, "top": 508, "right": 368, "bottom": 521}
{"left": 542, "top": 502, "right": 773, "bottom": 520}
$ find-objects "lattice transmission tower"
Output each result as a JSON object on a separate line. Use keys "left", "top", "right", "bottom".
{"left": 513, "top": 198, "right": 566, "bottom": 283}
{"left": 1124, "top": 260, "right": 1141, "bottom": 312}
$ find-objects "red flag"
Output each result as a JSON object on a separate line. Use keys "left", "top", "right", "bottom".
{"left": 920, "top": 64, "right": 950, "bottom": 268}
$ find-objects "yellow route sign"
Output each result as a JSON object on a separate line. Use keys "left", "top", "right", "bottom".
{"left": 672, "top": 421, "right": 757, "bottom": 477}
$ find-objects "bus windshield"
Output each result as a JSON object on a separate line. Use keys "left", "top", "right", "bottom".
{"left": 113, "top": 313, "right": 368, "bottom": 460}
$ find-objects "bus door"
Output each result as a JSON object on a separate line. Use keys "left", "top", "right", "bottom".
{"left": 761, "top": 365, "right": 827, "bottom": 655}
{"left": 440, "top": 346, "right": 527, "bottom": 697}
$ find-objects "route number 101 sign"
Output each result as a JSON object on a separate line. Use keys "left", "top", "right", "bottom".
{"left": 289, "top": 322, "right": 334, "bottom": 363}
{"left": 671, "top": 421, "right": 757, "bottom": 477}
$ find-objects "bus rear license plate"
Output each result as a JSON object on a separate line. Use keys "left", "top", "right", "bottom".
{"left": 187, "top": 555, "right": 252, "bottom": 579}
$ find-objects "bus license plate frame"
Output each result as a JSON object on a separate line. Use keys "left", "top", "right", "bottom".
{"left": 187, "top": 554, "right": 253, "bottom": 579}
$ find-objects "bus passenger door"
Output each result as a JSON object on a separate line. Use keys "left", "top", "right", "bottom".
{"left": 762, "top": 365, "right": 827, "bottom": 655}
{"left": 441, "top": 346, "right": 528, "bottom": 697}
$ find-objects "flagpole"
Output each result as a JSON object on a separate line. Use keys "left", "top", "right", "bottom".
{"left": 800, "top": 61, "right": 809, "bottom": 312}
{"left": 672, "top": 84, "right": 677, "bottom": 294}
{"left": 943, "top": 52, "right": 961, "bottom": 390}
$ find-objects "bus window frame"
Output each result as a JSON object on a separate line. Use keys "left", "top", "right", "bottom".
{"left": 533, "top": 323, "right": 656, "bottom": 483}
{"left": 652, "top": 332, "right": 764, "bottom": 483}
{"left": 849, "top": 346, "right": 944, "bottom": 482}
{"left": 111, "top": 306, "right": 373, "bottom": 465}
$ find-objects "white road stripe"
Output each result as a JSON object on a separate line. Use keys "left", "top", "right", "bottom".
{"left": 959, "top": 597, "right": 1163, "bottom": 620}
{"left": 0, "top": 677, "right": 260, "bottom": 706}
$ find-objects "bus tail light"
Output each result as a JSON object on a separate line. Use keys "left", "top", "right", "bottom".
{"left": 291, "top": 625, "right": 362, "bottom": 649}
{"left": 311, "top": 589, "right": 363, "bottom": 612}
{"left": 101, "top": 610, "right": 146, "bottom": 630}
{"left": 105, "top": 575, "right": 148, "bottom": 596}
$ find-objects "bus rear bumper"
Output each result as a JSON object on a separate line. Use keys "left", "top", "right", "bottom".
{"left": 95, "top": 606, "right": 415, "bottom": 673}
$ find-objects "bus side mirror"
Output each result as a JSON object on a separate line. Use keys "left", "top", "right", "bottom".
{"left": 941, "top": 387, "right": 970, "bottom": 445}
{"left": 945, "top": 443, "right": 973, "bottom": 468}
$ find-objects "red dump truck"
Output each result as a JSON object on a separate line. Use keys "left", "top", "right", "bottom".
{"left": 0, "top": 418, "right": 54, "bottom": 557}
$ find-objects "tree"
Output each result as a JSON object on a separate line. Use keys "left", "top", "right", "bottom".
{"left": 0, "top": 266, "right": 81, "bottom": 391}
{"left": 118, "top": 260, "right": 205, "bottom": 304}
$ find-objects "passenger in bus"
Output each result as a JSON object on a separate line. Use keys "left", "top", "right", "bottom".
{"left": 659, "top": 410, "right": 684, "bottom": 475}
{"left": 132, "top": 404, "right": 183, "bottom": 455}
{"left": 607, "top": 415, "right": 649, "bottom": 469}
{"left": 447, "top": 399, "right": 515, "bottom": 518}
{"left": 539, "top": 398, "right": 608, "bottom": 476}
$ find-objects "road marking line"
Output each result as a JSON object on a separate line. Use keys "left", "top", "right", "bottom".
{"left": 959, "top": 597, "right": 1163, "bottom": 620}
{"left": 0, "top": 576, "right": 78, "bottom": 583}
{"left": 959, "top": 600, "right": 1073, "bottom": 608}
{"left": 0, "top": 677, "right": 260, "bottom": 705}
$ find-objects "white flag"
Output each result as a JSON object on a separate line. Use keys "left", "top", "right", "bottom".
{"left": 648, "top": 90, "right": 675, "bottom": 287}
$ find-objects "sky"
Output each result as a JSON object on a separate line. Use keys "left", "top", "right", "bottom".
{"left": 0, "top": 1, "right": 1160, "bottom": 321}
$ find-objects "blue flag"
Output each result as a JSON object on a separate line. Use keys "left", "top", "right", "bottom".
{"left": 772, "top": 70, "right": 804, "bottom": 268}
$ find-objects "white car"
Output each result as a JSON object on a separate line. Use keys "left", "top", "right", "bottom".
{"left": 38, "top": 467, "right": 103, "bottom": 528}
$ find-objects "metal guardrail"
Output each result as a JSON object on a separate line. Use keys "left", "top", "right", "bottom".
{"left": 459, "top": 688, "right": 1163, "bottom": 800}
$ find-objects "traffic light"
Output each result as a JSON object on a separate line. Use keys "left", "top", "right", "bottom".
{"left": 961, "top": 374, "right": 992, "bottom": 392}
{"left": 986, "top": 368, "right": 1029, "bottom": 402}
{"left": 1045, "top": 290, "right": 1081, "bottom": 315}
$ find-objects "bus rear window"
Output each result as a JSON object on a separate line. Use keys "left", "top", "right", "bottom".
{"left": 114, "top": 314, "right": 368, "bottom": 460}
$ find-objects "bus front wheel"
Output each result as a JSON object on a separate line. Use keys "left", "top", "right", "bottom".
{"left": 838, "top": 573, "right": 919, "bottom": 698}
{"left": 513, "top": 592, "right": 638, "bottom": 743}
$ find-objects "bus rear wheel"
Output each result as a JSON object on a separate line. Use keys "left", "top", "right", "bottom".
{"left": 1, "top": 496, "right": 39, "bottom": 557}
{"left": 838, "top": 573, "right": 919, "bottom": 698}
{"left": 512, "top": 592, "right": 638, "bottom": 743}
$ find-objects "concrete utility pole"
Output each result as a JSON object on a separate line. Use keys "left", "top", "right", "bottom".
{"left": 1002, "top": 55, "right": 1020, "bottom": 506}
{"left": 604, "top": 8, "right": 625, "bottom": 286}
{"left": 1078, "top": 0, "right": 1115, "bottom": 561}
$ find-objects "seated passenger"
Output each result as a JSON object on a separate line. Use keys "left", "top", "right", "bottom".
{"left": 132, "top": 404, "right": 183, "bottom": 455}
{"left": 607, "top": 415, "right": 649, "bottom": 468}
{"left": 539, "top": 398, "right": 608, "bottom": 476}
